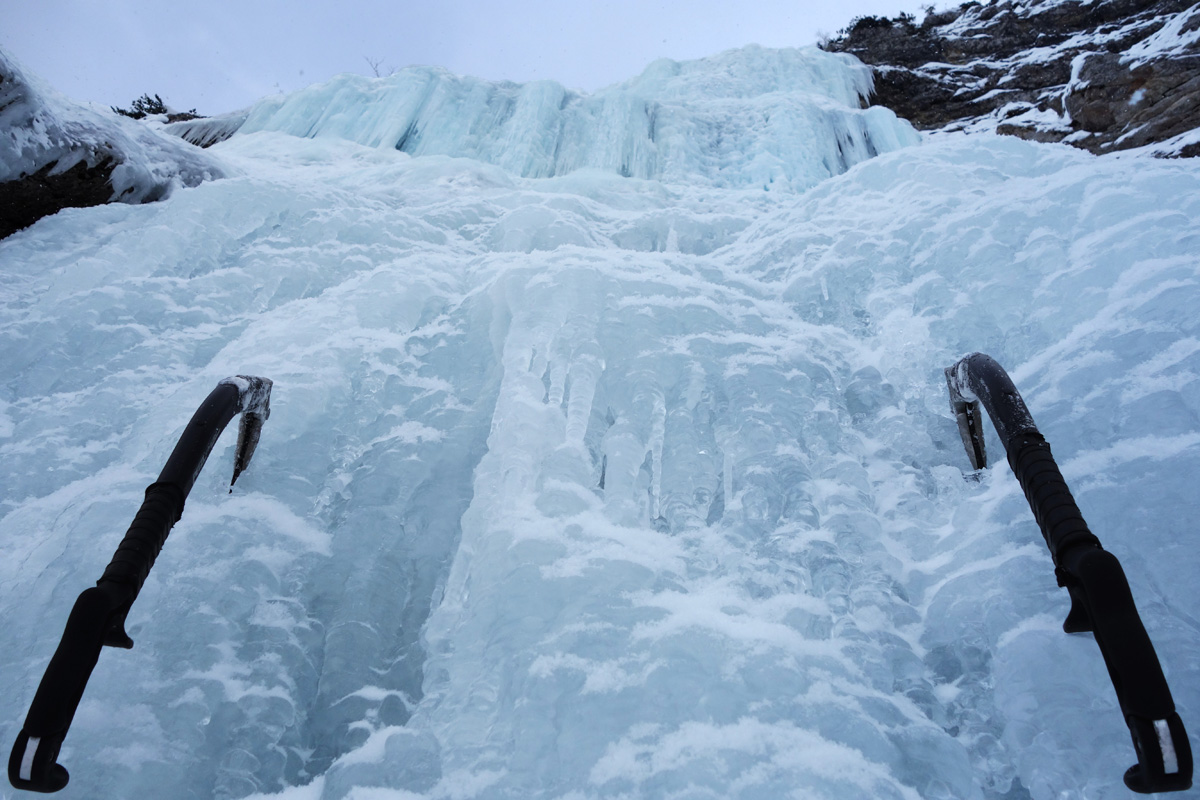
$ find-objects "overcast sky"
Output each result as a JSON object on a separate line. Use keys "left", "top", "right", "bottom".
{"left": 5, "top": 0, "right": 939, "bottom": 116}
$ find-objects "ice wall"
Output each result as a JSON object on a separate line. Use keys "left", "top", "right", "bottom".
{"left": 229, "top": 46, "right": 918, "bottom": 189}
{"left": 1, "top": 47, "right": 1198, "bottom": 800}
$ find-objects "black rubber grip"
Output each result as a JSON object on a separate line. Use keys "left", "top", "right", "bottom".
{"left": 98, "top": 482, "right": 185, "bottom": 592}
{"left": 1064, "top": 546, "right": 1174, "bottom": 716}
{"left": 8, "top": 729, "right": 67, "bottom": 793}
{"left": 9, "top": 582, "right": 131, "bottom": 791}
{"left": 1126, "top": 713, "right": 1194, "bottom": 793}
{"left": 22, "top": 584, "right": 127, "bottom": 737}
{"left": 1006, "top": 435, "right": 1101, "bottom": 561}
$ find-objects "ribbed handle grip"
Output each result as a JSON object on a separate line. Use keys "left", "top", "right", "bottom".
{"left": 98, "top": 482, "right": 185, "bottom": 593}
{"left": 1006, "top": 434, "right": 1101, "bottom": 560}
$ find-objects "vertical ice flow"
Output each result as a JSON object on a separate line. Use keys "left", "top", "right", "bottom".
{"left": 226, "top": 46, "right": 916, "bottom": 190}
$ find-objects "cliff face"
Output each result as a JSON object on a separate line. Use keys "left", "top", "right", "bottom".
{"left": 823, "top": 0, "right": 1200, "bottom": 156}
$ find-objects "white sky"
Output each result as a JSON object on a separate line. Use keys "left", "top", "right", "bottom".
{"left": 5, "top": 0, "right": 936, "bottom": 116}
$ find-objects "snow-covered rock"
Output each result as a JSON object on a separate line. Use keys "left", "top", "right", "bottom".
{"left": 0, "top": 47, "right": 224, "bottom": 239}
{"left": 824, "top": 0, "right": 1200, "bottom": 155}
{"left": 165, "top": 110, "right": 253, "bottom": 149}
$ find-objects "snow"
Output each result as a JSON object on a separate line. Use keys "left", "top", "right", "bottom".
{"left": 2, "top": 43, "right": 1199, "bottom": 800}
{"left": 0, "top": 48, "right": 223, "bottom": 203}
{"left": 1125, "top": 5, "right": 1200, "bottom": 67}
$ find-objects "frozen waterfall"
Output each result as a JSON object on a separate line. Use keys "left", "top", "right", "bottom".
{"left": 1, "top": 44, "right": 1197, "bottom": 800}
{"left": 209, "top": 46, "right": 917, "bottom": 190}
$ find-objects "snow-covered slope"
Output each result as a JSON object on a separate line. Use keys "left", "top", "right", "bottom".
{"left": 1, "top": 45, "right": 1198, "bottom": 800}
{"left": 0, "top": 47, "right": 224, "bottom": 238}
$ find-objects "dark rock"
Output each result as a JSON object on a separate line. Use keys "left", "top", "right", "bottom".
{"left": 825, "top": 0, "right": 1200, "bottom": 156}
{"left": 0, "top": 157, "right": 116, "bottom": 239}
{"left": 1067, "top": 52, "right": 1129, "bottom": 132}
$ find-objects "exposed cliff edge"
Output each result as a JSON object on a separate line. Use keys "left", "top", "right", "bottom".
{"left": 823, "top": 0, "right": 1200, "bottom": 156}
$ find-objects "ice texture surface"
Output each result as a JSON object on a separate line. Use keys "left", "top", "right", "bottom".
{"left": 224, "top": 45, "right": 918, "bottom": 190}
{"left": 1, "top": 45, "right": 1198, "bottom": 800}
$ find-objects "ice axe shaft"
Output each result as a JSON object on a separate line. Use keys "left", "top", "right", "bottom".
{"left": 945, "top": 353, "right": 1190, "bottom": 794}
{"left": 8, "top": 376, "right": 272, "bottom": 794}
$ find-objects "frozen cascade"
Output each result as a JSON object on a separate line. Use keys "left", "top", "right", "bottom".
{"left": 224, "top": 46, "right": 918, "bottom": 190}
{"left": 2, "top": 44, "right": 1199, "bottom": 800}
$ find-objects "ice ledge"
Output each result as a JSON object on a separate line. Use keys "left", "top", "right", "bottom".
{"left": 223, "top": 45, "right": 919, "bottom": 191}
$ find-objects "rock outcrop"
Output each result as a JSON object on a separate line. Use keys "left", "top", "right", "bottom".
{"left": 823, "top": 0, "right": 1200, "bottom": 155}
{"left": 1, "top": 157, "right": 119, "bottom": 239}
{"left": 1, "top": 48, "right": 223, "bottom": 240}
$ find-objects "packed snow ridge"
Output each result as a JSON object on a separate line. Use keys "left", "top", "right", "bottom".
{"left": 2, "top": 36, "right": 1199, "bottom": 800}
